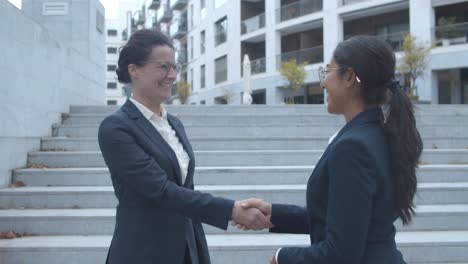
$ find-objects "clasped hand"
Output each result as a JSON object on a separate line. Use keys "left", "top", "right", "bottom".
{"left": 231, "top": 198, "right": 273, "bottom": 231}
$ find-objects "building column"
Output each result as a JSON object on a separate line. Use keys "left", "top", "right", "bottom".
{"left": 410, "top": 0, "right": 434, "bottom": 103}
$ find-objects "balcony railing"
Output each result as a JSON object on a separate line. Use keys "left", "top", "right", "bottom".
{"left": 376, "top": 31, "right": 407, "bottom": 51}
{"left": 242, "top": 57, "right": 266, "bottom": 76}
{"left": 276, "top": 0, "right": 322, "bottom": 23}
{"left": 277, "top": 46, "right": 324, "bottom": 68}
{"left": 177, "top": 49, "right": 188, "bottom": 63}
{"left": 342, "top": 0, "right": 367, "bottom": 5}
{"left": 148, "top": 0, "right": 161, "bottom": 10}
{"left": 434, "top": 22, "right": 468, "bottom": 47}
{"left": 241, "top": 13, "right": 265, "bottom": 35}
{"left": 170, "top": 18, "right": 187, "bottom": 39}
{"left": 157, "top": 4, "right": 172, "bottom": 23}
{"left": 215, "top": 31, "right": 227, "bottom": 46}
{"left": 170, "top": 0, "right": 188, "bottom": 10}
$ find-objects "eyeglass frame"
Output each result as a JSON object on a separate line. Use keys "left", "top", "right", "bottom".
{"left": 318, "top": 65, "right": 361, "bottom": 83}
{"left": 145, "top": 61, "right": 182, "bottom": 76}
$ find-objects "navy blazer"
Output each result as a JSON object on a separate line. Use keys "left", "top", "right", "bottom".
{"left": 98, "top": 100, "right": 234, "bottom": 264}
{"left": 270, "top": 108, "right": 406, "bottom": 264}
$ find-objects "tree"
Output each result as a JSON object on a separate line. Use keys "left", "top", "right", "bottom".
{"left": 397, "top": 34, "right": 432, "bottom": 98}
{"left": 279, "top": 59, "right": 306, "bottom": 90}
{"left": 176, "top": 80, "right": 191, "bottom": 104}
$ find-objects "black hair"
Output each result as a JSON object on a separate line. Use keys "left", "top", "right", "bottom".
{"left": 116, "top": 29, "right": 174, "bottom": 83}
{"left": 333, "top": 35, "right": 423, "bottom": 225}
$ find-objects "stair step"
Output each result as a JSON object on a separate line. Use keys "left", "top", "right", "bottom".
{"left": 1, "top": 205, "right": 467, "bottom": 236}
{"left": 52, "top": 123, "right": 468, "bottom": 138}
{"left": 1, "top": 232, "right": 468, "bottom": 263}
{"left": 26, "top": 149, "right": 468, "bottom": 168}
{"left": 1, "top": 183, "right": 468, "bottom": 209}
{"left": 13, "top": 165, "right": 468, "bottom": 186}
{"left": 40, "top": 136, "right": 468, "bottom": 151}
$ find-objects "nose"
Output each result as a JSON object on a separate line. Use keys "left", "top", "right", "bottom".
{"left": 166, "top": 66, "right": 177, "bottom": 79}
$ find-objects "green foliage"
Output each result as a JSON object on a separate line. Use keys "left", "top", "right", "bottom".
{"left": 279, "top": 59, "right": 306, "bottom": 90}
{"left": 397, "top": 34, "right": 432, "bottom": 97}
{"left": 176, "top": 80, "right": 191, "bottom": 104}
{"left": 437, "top": 16, "right": 457, "bottom": 39}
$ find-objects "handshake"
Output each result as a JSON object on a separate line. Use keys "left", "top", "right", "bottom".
{"left": 231, "top": 198, "right": 273, "bottom": 230}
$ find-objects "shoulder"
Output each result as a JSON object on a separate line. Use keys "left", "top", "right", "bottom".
{"left": 99, "top": 110, "right": 132, "bottom": 137}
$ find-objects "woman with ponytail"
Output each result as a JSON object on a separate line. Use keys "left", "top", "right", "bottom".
{"left": 235, "top": 35, "right": 423, "bottom": 264}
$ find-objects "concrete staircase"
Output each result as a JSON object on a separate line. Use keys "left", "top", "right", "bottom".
{"left": 1, "top": 105, "right": 468, "bottom": 264}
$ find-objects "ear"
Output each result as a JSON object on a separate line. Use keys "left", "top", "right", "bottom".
{"left": 128, "top": 64, "right": 138, "bottom": 80}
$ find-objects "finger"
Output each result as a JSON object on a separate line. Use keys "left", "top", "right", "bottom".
{"left": 240, "top": 198, "right": 263, "bottom": 209}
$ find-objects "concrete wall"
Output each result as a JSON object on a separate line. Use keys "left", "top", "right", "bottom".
{"left": 0, "top": 0, "right": 105, "bottom": 187}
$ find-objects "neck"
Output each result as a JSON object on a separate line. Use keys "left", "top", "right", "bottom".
{"left": 343, "top": 100, "right": 365, "bottom": 123}
{"left": 132, "top": 93, "right": 162, "bottom": 116}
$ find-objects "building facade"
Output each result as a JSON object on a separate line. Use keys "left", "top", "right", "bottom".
{"left": 138, "top": 0, "right": 468, "bottom": 105}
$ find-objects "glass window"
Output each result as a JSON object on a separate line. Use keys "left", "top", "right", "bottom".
{"left": 200, "top": 31, "right": 206, "bottom": 54}
{"left": 107, "top": 29, "right": 118, "bottom": 36}
{"left": 107, "top": 47, "right": 117, "bottom": 54}
{"left": 200, "top": 65, "right": 206, "bottom": 88}
{"left": 190, "top": 36, "right": 194, "bottom": 59}
{"left": 215, "top": 55, "right": 227, "bottom": 84}
{"left": 107, "top": 100, "right": 117, "bottom": 105}
{"left": 107, "top": 65, "right": 117, "bottom": 71}
{"left": 215, "top": 17, "right": 227, "bottom": 46}
{"left": 107, "top": 82, "right": 117, "bottom": 89}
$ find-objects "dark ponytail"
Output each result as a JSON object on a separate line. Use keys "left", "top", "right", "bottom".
{"left": 384, "top": 82, "right": 423, "bottom": 225}
{"left": 333, "top": 35, "right": 423, "bottom": 225}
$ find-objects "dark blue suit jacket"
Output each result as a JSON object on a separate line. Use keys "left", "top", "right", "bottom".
{"left": 98, "top": 100, "right": 234, "bottom": 264}
{"left": 271, "top": 108, "right": 406, "bottom": 264}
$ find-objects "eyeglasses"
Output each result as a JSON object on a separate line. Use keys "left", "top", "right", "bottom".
{"left": 318, "top": 65, "right": 361, "bottom": 83}
{"left": 147, "top": 61, "right": 182, "bottom": 75}
{"left": 318, "top": 66, "right": 339, "bottom": 83}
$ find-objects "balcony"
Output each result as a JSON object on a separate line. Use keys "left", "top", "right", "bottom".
{"left": 170, "top": 0, "right": 188, "bottom": 11}
{"left": 157, "top": 4, "right": 172, "bottom": 23}
{"left": 241, "top": 13, "right": 265, "bottom": 35}
{"left": 342, "top": 0, "right": 367, "bottom": 5}
{"left": 135, "top": 10, "right": 145, "bottom": 26}
{"left": 242, "top": 57, "right": 266, "bottom": 76}
{"left": 276, "top": 0, "right": 322, "bottom": 23}
{"left": 148, "top": 0, "right": 160, "bottom": 10}
{"left": 277, "top": 46, "right": 323, "bottom": 68}
{"left": 170, "top": 18, "right": 188, "bottom": 39}
{"left": 376, "top": 31, "right": 407, "bottom": 51}
{"left": 434, "top": 22, "right": 468, "bottom": 47}
{"left": 177, "top": 49, "right": 188, "bottom": 64}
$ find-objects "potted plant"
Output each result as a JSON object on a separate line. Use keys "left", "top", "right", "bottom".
{"left": 176, "top": 80, "right": 191, "bottom": 104}
{"left": 437, "top": 16, "right": 457, "bottom": 46}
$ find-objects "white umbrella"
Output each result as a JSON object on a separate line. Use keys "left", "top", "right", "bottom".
{"left": 242, "top": 54, "right": 253, "bottom": 105}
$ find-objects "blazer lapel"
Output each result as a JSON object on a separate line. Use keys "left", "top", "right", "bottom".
{"left": 121, "top": 100, "right": 184, "bottom": 186}
{"left": 168, "top": 114, "right": 195, "bottom": 188}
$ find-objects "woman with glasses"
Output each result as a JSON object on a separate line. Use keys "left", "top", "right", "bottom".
{"left": 98, "top": 29, "right": 270, "bottom": 264}
{"left": 236, "top": 35, "right": 423, "bottom": 264}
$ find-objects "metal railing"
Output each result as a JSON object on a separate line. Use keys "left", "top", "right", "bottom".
{"left": 241, "top": 57, "right": 266, "bottom": 76}
{"left": 277, "top": 46, "right": 323, "bottom": 68}
{"left": 376, "top": 31, "right": 407, "bottom": 51}
{"left": 433, "top": 22, "right": 468, "bottom": 46}
{"left": 276, "top": 0, "right": 322, "bottom": 23}
{"left": 241, "top": 13, "right": 265, "bottom": 35}
{"left": 170, "top": 17, "right": 187, "bottom": 38}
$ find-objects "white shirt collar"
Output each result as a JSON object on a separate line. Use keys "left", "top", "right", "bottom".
{"left": 129, "top": 97, "right": 167, "bottom": 120}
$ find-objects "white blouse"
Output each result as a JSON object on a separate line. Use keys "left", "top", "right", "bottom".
{"left": 129, "top": 98, "right": 190, "bottom": 184}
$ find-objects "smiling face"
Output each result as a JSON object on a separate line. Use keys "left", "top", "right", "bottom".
{"left": 320, "top": 58, "right": 361, "bottom": 116}
{"left": 130, "top": 45, "right": 176, "bottom": 104}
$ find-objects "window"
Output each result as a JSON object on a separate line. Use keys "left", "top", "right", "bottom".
{"left": 215, "top": 17, "right": 227, "bottom": 46}
{"left": 107, "top": 100, "right": 117, "bottom": 105}
{"left": 215, "top": 55, "right": 227, "bottom": 84}
{"left": 200, "top": 65, "right": 206, "bottom": 89}
{"left": 107, "top": 82, "right": 117, "bottom": 89}
{"left": 200, "top": 0, "right": 206, "bottom": 20}
{"left": 190, "top": 36, "right": 194, "bottom": 59}
{"left": 107, "top": 65, "right": 117, "bottom": 71}
{"left": 107, "top": 29, "right": 118, "bottom": 36}
{"left": 190, "top": 4, "right": 194, "bottom": 29}
{"left": 107, "top": 47, "right": 117, "bottom": 54}
{"left": 200, "top": 31, "right": 205, "bottom": 54}
{"left": 190, "top": 68, "right": 194, "bottom": 92}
